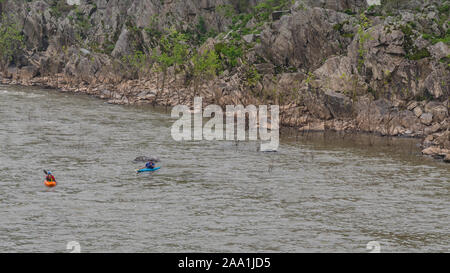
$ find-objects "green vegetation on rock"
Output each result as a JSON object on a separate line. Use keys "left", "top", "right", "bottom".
{"left": 400, "top": 24, "right": 431, "bottom": 60}
{"left": 191, "top": 50, "right": 220, "bottom": 96}
{"left": 0, "top": 15, "right": 24, "bottom": 70}
{"left": 357, "top": 14, "right": 372, "bottom": 72}
{"left": 49, "top": 0, "right": 75, "bottom": 18}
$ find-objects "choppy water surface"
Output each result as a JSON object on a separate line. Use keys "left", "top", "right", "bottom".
{"left": 0, "top": 85, "right": 448, "bottom": 253}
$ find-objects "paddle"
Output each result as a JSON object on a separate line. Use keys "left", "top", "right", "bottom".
{"left": 136, "top": 165, "right": 148, "bottom": 173}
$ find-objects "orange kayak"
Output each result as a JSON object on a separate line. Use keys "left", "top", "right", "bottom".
{"left": 44, "top": 180, "right": 57, "bottom": 188}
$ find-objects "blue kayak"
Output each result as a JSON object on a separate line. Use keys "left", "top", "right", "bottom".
{"left": 137, "top": 167, "right": 161, "bottom": 173}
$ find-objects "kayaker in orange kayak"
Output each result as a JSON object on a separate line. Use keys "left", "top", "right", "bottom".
{"left": 46, "top": 171, "right": 56, "bottom": 182}
{"left": 44, "top": 170, "right": 57, "bottom": 187}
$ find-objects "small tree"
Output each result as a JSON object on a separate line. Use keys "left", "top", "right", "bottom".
{"left": 171, "top": 31, "right": 190, "bottom": 82}
{"left": 122, "top": 50, "right": 150, "bottom": 81}
{"left": 191, "top": 49, "right": 220, "bottom": 97}
{"left": 152, "top": 48, "right": 174, "bottom": 105}
{"left": 171, "top": 32, "right": 191, "bottom": 102}
{"left": 152, "top": 28, "right": 192, "bottom": 104}
{"left": 0, "top": 15, "right": 24, "bottom": 72}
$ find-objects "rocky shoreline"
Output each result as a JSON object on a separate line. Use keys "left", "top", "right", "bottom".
{"left": 0, "top": 0, "right": 448, "bottom": 162}
{"left": 1, "top": 70, "right": 449, "bottom": 163}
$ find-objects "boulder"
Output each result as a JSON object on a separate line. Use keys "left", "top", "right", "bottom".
{"left": 19, "top": 66, "right": 39, "bottom": 80}
{"left": 424, "top": 123, "right": 442, "bottom": 135}
{"left": 444, "top": 154, "right": 450, "bottom": 163}
{"left": 299, "top": 121, "right": 325, "bottom": 131}
{"left": 324, "top": 91, "right": 353, "bottom": 119}
{"left": 199, "top": 38, "right": 217, "bottom": 54}
{"left": 429, "top": 42, "right": 450, "bottom": 61}
{"left": 242, "top": 34, "right": 255, "bottom": 44}
{"left": 398, "top": 110, "right": 421, "bottom": 131}
{"left": 413, "top": 106, "right": 423, "bottom": 117}
{"left": 111, "top": 28, "right": 132, "bottom": 58}
{"left": 420, "top": 113, "right": 433, "bottom": 125}
{"left": 422, "top": 146, "right": 442, "bottom": 156}
{"left": 407, "top": 101, "right": 419, "bottom": 111}
{"left": 80, "top": 48, "right": 91, "bottom": 56}
{"left": 424, "top": 101, "right": 448, "bottom": 123}
{"left": 304, "top": 91, "right": 333, "bottom": 120}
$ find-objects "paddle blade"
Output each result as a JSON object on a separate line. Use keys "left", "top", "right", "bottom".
{"left": 43, "top": 170, "right": 48, "bottom": 175}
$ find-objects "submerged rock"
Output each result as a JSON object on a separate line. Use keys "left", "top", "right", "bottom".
{"left": 133, "top": 156, "right": 161, "bottom": 163}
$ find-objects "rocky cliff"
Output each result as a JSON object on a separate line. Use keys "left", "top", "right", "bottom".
{"left": 0, "top": 0, "right": 449, "bottom": 161}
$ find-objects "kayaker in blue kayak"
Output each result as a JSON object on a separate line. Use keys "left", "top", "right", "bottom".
{"left": 144, "top": 160, "right": 156, "bottom": 169}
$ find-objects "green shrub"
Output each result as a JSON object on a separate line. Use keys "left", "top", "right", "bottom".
{"left": 191, "top": 50, "right": 221, "bottom": 95}
{"left": 407, "top": 48, "right": 431, "bottom": 60}
{"left": 254, "top": 0, "right": 293, "bottom": 22}
{"left": 0, "top": 15, "right": 24, "bottom": 68}
{"left": 245, "top": 65, "right": 261, "bottom": 87}
{"left": 437, "top": 3, "right": 449, "bottom": 14}
{"left": 400, "top": 24, "right": 432, "bottom": 60}
{"left": 214, "top": 42, "right": 243, "bottom": 68}
{"left": 343, "top": 9, "right": 356, "bottom": 15}
{"left": 49, "top": 0, "right": 75, "bottom": 18}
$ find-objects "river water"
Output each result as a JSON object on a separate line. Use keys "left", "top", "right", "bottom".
{"left": 0, "top": 84, "right": 448, "bottom": 253}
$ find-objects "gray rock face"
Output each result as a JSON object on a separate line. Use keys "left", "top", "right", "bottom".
{"left": 310, "top": 18, "right": 449, "bottom": 102}
{"left": 111, "top": 28, "right": 132, "bottom": 58}
{"left": 429, "top": 42, "right": 450, "bottom": 61}
{"left": 257, "top": 7, "right": 351, "bottom": 71}
{"left": 22, "top": 8, "right": 48, "bottom": 51}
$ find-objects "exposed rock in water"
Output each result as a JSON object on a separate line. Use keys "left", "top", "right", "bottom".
{"left": 444, "top": 154, "right": 450, "bottom": 163}
{"left": 422, "top": 146, "right": 450, "bottom": 161}
{"left": 133, "top": 156, "right": 161, "bottom": 163}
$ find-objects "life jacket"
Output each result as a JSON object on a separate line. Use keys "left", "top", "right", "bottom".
{"left": 146, "top": 162, "right": 155, "bottom": 169}
{"left": 47, "top": 175, "right": 55, "bottom": 182}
